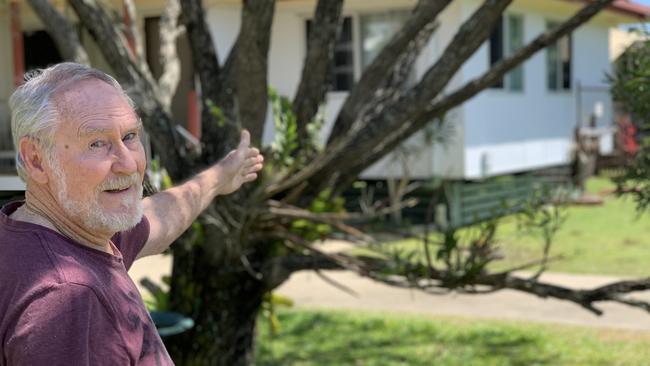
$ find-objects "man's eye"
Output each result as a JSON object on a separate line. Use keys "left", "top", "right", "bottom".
{"left": 90, "top": 140, "right": 107, "bottom": 149}
{"left": 123, "top": 132, "right": 138, "bottom": 142}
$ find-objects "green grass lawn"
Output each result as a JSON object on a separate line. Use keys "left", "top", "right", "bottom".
{"left": 495, "top": 176, "right": 650, "bottom": 276}
{"left": 254, "top": 309, "right": 650, "bottom": 366}
{"left": 376, "top": 176, "right": 650, "bottom": 277}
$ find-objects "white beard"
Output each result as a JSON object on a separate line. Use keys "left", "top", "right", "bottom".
{"left": 49, "top": 155, "right": 144, "bottom": 234}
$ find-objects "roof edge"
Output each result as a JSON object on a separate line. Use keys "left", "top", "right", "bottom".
{"left": 566, "top": 0, "right": 650, "bottom": 19}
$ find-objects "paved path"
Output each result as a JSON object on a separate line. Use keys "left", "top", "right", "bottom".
{"left": 129, "top": 252, "right": 650, "bottom": 332}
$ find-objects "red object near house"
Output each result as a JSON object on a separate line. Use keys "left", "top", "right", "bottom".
{"left": 617, "top": 115, "right": 639, "bottom": 156}
{"left": 10, "top": 1, "right": 24, "bottom": 87}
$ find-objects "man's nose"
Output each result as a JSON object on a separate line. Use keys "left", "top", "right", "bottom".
{"left": 111, "top": 142, "right": 138, "bottom": 174}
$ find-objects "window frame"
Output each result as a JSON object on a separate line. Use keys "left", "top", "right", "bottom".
{"left": 546, "top": 20, "right": 572, "bottom": 92}
{"left": 304, "top": 8, "right": 412, "bottom": 94}
{"left": 487, "top": 13, "right": 525, "bottom": 92}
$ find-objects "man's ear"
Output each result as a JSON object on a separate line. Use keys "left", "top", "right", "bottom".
{"left": 19, "top": 137, "right": 49, "bottom": 184}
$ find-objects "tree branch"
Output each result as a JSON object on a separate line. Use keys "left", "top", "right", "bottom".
{"left": 480, "top": 274, "right": 650, "bottom": 316}
{"left": 26, "top": 0, "right": 89, "bottom": 64}
{"left": 180, "top": 0, "right": 221, "bottom": 99}
{"left": 354, "top": 255, "right": 650, "bottom": 316}
{"left": 122, "top": 0, "right": 147, "bottom": 65}
{"left": 236, "top": 0, "right": 276, "bottom": 144}
{"left": 158, "top": 0, "right": 184, "bottom": 110}
{"left": 263, "top": 198, "right": 417, "bottom": 224}
{"left": 292, "top": 0, "right": 344, "bottom": 145}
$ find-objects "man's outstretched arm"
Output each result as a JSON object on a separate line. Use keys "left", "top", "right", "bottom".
{"left": 137, "top": 130, "right": 264, "bottom": 259}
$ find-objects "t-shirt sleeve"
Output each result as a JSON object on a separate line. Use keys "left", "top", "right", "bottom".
{"left": 112, "top": 215, "right": 150, "bottom": 270}
{"left": 5, "top": 283, "right": 131, "bottom": 366}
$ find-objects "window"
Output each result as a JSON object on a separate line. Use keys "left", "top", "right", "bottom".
{"left": 546, "top": 21, "right": 571, "bottom": 91}
{"left": 359, "top": 11, "right": 409, "bottom": 70}
{"left": 488, "top": 14, "right": 524, "bottom": 91}
{"left": 306, "top": 10, "right": 409, "bottom": 92}
{"left": 306, "top": 17, "right": 354, "bottom": 92}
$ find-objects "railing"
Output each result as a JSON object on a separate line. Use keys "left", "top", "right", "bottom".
{"left": 0, "top": 100, "right": 16, "bottom": 175}
{"left": 446, "top": 168, "right": 571, "bottom": 228}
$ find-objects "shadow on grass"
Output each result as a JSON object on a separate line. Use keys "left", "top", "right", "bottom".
{"left": 254, "top": 310, "right": 557, "bottom": 366}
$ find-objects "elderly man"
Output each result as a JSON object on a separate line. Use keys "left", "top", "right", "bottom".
{"left": 0, "top": 63, "right": 264, "bottom": 365}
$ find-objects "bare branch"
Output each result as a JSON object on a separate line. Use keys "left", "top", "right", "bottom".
{"left": 271, "top": 230, "right": 367, "bottom": 274}
{"left": 493, "top": 255, "right": 565, "bottom": 276}
{"left": 480, "top": 274, "right": 650, "bottom": 316}
{"left": 356, "top": 258, "right": 650, "bottom": 316}
{"left": 268, "top": 253, "right": 343, "bottom": 275}
{"left": 122, "top": 0, "right": 146, "bottom": 64}
{"left": 315, "top": 270, "right": 358, "bottom": 297}
{"left": 26, "top": 0, "right": 89, "bottom": 64}
{"left": 263, "top": 199, "right": 417, "bottom": 228}
{"left": 292, "top": 0, "right": 344, "bottom": 144}
{"left": 158, "top": 0, "right": 184, "bottom": 110}
{"left": 264, "top": 205, "right": 374, "bottom": 243}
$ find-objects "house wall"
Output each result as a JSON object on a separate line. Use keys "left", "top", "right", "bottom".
{"left": 610, "top": 27, "right": 649, "bottom": 61}
{"left": 460, "top": 0, "right": 615, "bottom": 179}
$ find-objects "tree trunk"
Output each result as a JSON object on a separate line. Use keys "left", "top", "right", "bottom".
{"left": 166, "top": 235, "right": 266, "bottom": 366}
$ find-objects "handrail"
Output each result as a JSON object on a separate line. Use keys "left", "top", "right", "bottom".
{"left": 0, "top": 151, "right": 14, "bottom": 159}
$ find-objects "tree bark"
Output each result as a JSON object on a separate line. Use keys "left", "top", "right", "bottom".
{"left": 166, "top": 238, "right": 266, "bottom": 366}
{"left": 292, "top": 0, "right": 344, "bottom": 145}
{"left": 236, "top": 0, "right": 276, "bottom": 144}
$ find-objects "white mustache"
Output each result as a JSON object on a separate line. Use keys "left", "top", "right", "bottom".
{"left": 97, "top": 173, "right": 141, "bottom": 191}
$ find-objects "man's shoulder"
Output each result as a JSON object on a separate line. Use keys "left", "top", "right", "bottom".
{"left": 0, "top": 222, "right": 113, "bottom": 300}
{"left": 0, "top": 223, "right": 62, "bottom": 282}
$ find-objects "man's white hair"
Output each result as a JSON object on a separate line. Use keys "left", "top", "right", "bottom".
{"left": 9, "top": 62, "right": 134, "bottom": 180}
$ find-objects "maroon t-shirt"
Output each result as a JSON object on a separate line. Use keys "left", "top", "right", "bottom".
{"left": 0, "top": 201, "right": 174, "bottom": 366}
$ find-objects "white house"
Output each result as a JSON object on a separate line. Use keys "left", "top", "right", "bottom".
{"left": 198, "top": 0, "right": 648, "bottom": 181}
{"left": 205, "top": 0, "right": 650, "bottom": 225}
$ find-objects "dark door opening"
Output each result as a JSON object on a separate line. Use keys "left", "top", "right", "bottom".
{"left": 23, "top": 30, "right": 63, "bottom": 72}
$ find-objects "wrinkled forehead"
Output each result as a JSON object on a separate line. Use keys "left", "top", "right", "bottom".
{"left": 52, "top": 79, "right": 137, "bottom": 130}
